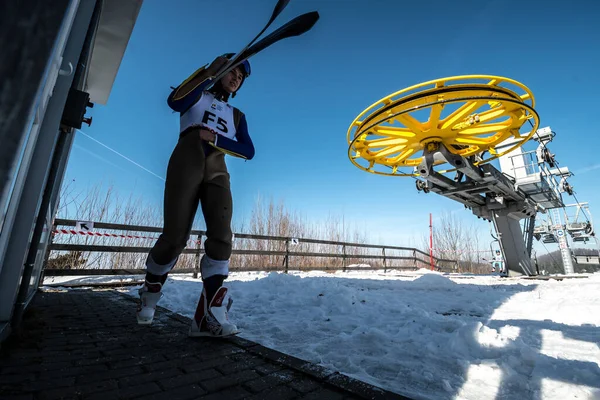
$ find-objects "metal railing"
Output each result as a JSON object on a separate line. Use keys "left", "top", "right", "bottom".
{"left": 44, "top": 219, "right": 458, "bottom": 276}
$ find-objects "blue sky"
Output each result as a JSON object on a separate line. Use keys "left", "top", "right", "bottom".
{"left": 64, "top": 0, "right": 600, "bottom": 252}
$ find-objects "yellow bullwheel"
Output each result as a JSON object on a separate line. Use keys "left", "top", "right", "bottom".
{"left": 347, "top": 75, "right": 540, "bottom": 177}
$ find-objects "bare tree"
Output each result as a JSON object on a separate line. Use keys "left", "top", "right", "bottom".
{"left": 48, "top": 181, "right": 438, "bottom": 273}
{"left": 421, "top": 211, "right": 489, "bottom": 273}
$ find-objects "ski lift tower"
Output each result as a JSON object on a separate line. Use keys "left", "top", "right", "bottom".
{"left": 346, "top": 75, "right": 574, "bottom": 276}
{"left": 495, "top": 127, "right": 574, "bottom": 274}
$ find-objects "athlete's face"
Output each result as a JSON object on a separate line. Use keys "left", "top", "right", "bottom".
{"left": 221, "top": 67, "right": 244, "bottom": 93}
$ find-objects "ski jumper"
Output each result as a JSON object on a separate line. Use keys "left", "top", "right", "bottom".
{"left": 145, "top": 63, "right": 255, "bottom": 283}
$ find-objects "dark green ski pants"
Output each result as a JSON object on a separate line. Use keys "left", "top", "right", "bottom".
{"left": 145, "top": 130, "right": 233, "bottom": 278}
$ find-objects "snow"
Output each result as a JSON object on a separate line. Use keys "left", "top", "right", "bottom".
{"left": 45, "top": 275, "right": 142, "bottom": 285}
{"left": 44, "top": 269, "right": 600, "bottom": 400}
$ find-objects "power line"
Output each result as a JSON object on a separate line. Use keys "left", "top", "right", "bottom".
{"left": 77, "top": 130, "right": 166, "bottom": 182}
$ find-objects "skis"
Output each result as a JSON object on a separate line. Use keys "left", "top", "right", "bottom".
{"left": 209, "top": 0, "right": 319, "bottom": 86}
{"left": 224, "top": 0, "right": 291, "bottom": 66}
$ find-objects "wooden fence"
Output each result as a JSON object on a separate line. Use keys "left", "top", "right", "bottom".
{"left": 43, "top": 219, "right": 458, "bottom": 277}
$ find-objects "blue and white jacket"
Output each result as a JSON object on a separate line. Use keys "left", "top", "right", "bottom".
{"left": 166, "top": 68, "right": 255, "bottom": 160}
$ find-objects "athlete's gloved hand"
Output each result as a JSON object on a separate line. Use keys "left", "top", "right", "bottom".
{"left": 198, "top": 128, "right": 216, "bottom": 143}
{"left": 208, "top": 55, "right": 229, "bottom": 74}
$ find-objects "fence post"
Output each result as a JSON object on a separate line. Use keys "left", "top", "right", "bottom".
{"left": 194, "top": 234, "right": 203, "bottom": 279}
{"left": 382, "top": 247, "right": 387, "bottom": 273}
{"left": 413, "top": 249, "right": 417, "bottom": 269}
{"left": 342, "top": 244, "right": 347, "bottom": 272}
{"left": 284, "top": 239, "right": 290, "bottom": 274}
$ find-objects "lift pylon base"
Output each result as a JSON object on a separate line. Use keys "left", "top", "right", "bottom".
{"left": 491, "top": 212, "right": 536, "bottom": 276}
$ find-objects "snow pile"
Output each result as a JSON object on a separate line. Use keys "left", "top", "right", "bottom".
{"left": 46, "top": 270, "right": 600, "bottom": 399}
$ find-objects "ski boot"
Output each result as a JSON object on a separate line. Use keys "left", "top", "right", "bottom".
{"left": 136, "top": 282, "right": 163, "bottom": 325}
{"left": 189, "top": 286, "right": 239, "bottom": 337}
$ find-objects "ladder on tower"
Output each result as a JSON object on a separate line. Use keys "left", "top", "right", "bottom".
{"left": 550, "top": 207, "right": 575, "bottom": 274}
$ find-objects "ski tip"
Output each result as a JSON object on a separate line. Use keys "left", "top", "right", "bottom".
{"left": 311, "top": 11, "right": 320, "bottom": 24}
{"left": 272, "top": 0, "right": 292, "bottom": 20}
{"left": 299, "top": 11, "right": 320, "bottom": 28}
{"left": 284, "top": 11, "right": 320, "bottom": 35}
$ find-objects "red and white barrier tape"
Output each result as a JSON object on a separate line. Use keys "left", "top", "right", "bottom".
{"left": 52, "top": 229, "right": 202, "bottom": 244}
{"left": 53, "top": 228, "right": 157, "bottom": 240}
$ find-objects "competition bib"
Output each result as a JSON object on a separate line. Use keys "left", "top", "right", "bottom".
{"left": 180, "top": 92, "right": 237, "bottom": 140}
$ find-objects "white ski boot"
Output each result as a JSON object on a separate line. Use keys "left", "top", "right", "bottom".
{"left": 136, "top": 283, "right": 163, "bottom": 325}
{"left": 189, "top": 286, "right": 239, "bottom": 337}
